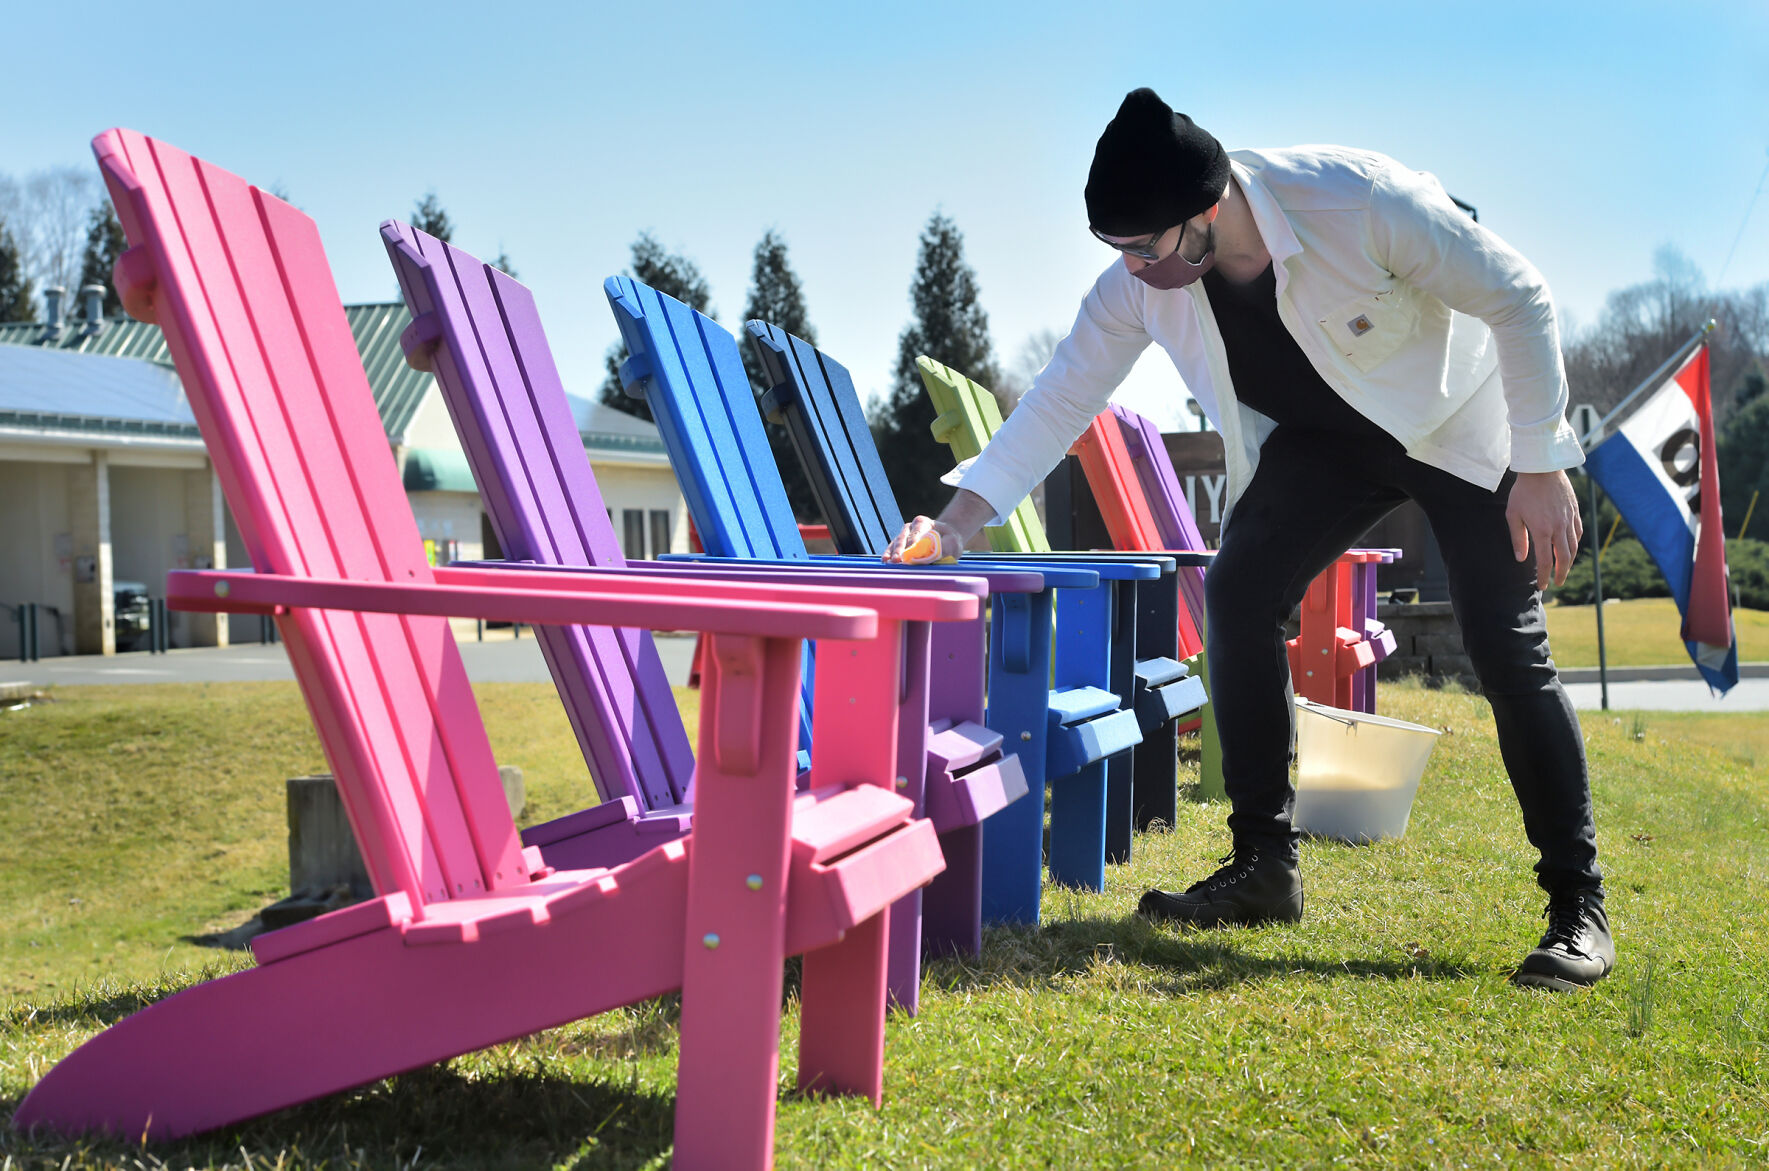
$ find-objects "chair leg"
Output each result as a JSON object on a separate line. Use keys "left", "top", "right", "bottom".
{"left": 674, "top": 633, "right": 802, "bottom": 1171}
{"left": 1134, "top": 569, "right": 1183, "bottom": 832}
{"left": 1048, "top": 759, "right": 1108, "bottom": 891}
{"left": 888, "top": 620, "right": 933, "bottom": 1014}
{"left": 796, "top": 907, "right": 889, "bottom": 1105}
{"left": 981, "top": 591, "right": 1053, "bottom": 926}
{"left": 922, "top": 822, "right": 982, "bottom": 958}
{"left": 1104, "top": 580, "right": 1139, "bottom": 864}
{"left": 1105, "top": 750, "right": 1135, "bottom": 864}
{"left": 886, "top": 887, "right": 924, "bottom": 1012}
{"left": 1132, "top": 721, "right": 1180, "bottom": 832}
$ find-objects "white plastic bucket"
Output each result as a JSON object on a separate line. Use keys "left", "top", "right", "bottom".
{"left": 1292, "top": 698, "right": 1442, "bottom": 843}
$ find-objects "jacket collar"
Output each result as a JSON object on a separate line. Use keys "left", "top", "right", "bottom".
{"left": 1228, "top": 155, "right": 1303, "bottom": 269}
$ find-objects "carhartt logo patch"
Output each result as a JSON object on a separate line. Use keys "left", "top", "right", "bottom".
{"left": 1348, "top": 314, "right": 1374, "bottom": 337}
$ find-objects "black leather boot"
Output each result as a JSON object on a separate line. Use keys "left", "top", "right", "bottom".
{"left": 1138, "top": 846, "right": 1304, "bottom": 927}
{"left": 1512, "top": 888, "right": 1615, "bottom": 991}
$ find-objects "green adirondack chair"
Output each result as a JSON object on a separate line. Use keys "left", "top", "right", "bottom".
{"left": 921, "top": 355, "right": 1053, "bottom": 554}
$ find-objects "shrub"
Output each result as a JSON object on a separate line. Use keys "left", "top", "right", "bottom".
{"left": 1727, "top": 537, "right": 1769, "bottom": 610}
{"left": 1549, "top": 538, "right": 1670, "bottom": 605}
{"left": 1548, "top": 537, "right": 1769, "bottom": 611}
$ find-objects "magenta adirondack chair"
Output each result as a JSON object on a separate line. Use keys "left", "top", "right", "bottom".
{"left": 13, "top": 131, "right": 975, "bottom": 1169}
{"left": 377, "top": 218, "right": 1027, "bottom": 1014}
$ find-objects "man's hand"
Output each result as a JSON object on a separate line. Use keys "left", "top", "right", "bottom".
{"left": 1507, "top": 469, "right": 1584, "bottom": 590}
{"left": 884, "top": 515, "right": 963, "bottom": 564}
{"left": 884, "top": 488, "right": 997, "bottom": 563}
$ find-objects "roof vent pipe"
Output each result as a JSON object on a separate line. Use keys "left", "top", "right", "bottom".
{"left": 80, "top": 284, "right": 106, "bottom": 335}
{"left": 41, "top": 287, "right": 66, "bottom": 342}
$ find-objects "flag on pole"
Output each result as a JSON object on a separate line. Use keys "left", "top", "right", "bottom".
{"left": 1584, "top": 343, "right": 1738, "bottom": 693}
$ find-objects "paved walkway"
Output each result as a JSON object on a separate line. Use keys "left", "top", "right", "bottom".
{"left": 7, "top": 641, "right": 1765, "bottom": 712}
{"left": 3, "top": 632, "right": 698, "bottom": 690}
{"left": 1563, "top": 677, "right": 1769, "bottom": 712}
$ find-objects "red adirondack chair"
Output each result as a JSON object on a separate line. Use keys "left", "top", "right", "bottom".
{"left": 13, "top": 131, "right": 975, "bottom": 1170}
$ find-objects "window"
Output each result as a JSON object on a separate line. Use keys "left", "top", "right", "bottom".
{"left": 649, "top": 510, "right": 672, "bottom": 559}
{"left": 622, "top": 509, "right": 646, "bottom": 560}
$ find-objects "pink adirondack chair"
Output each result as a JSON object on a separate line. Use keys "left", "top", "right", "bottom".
{"left": 12, "top": 130, "right": 977, "bottom": 1169}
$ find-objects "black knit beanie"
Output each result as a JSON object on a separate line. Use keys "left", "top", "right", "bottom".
{"left": 1085, "top": 88, "right": 1230, "bottom": 237}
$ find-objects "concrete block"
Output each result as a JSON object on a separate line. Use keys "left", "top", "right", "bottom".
{"left": 286, "top": 765, "right": 527, "bottom": 900}
{"left": 1429, "top": 653, "right": 1477, "bottom": 682}
{"left": 1414, "top": 633, "right": 1469, "bottom": 657}
{"left": 1382, "top": 655, "right": 1432, "bottom": 678}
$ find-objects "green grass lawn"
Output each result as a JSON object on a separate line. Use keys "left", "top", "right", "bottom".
{"left": 3, "top": 681, "right": 1767, "bottom": 1168}
{"left": 1544, "top": 596, "right": 1769, "bottom": 667}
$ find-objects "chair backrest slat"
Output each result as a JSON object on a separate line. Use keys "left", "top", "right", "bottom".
{"left": 384, "top": 223, "right": 694, "bottom": 808}
{"left": 1110, "top": 406, "right": 1208, "bottom": 553}
{"left": 1073, "top": 412, "right": 1167, "bottom": 551}
{"left": 1106, "top": 405, "right": 1208, "bottom": 649}
{"left": 607, "top": 278, "right": 807, "bottom": 564}
{"left": 748, "top": 322, "right": 902, "bottom": 555}
{"left": 916, "top": 356, "right": 1051, "bottom": 553}
{"left": 94, "top": 130, "right": 525, "bottom": 907}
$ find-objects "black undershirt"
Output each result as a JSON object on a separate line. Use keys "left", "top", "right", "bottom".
{"left": 1201, "top": 263, "right": 1390, "bottom": 441}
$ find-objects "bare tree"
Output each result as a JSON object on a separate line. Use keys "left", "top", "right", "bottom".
{"left": 992, "top": 327, "right": 1063, "bottom": 415}
{"left": 1563, "top": 245, "right": 1769, "bottom": 427}
{"left": 19, "top": 166, "right": 99, "bottom": 297}
{"left": 0, "top": 173, "right": 21, "bottom": 230}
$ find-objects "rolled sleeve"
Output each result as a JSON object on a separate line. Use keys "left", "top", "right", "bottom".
{"left": 1369, "top": 166, "right": 1583, "bottom": 473}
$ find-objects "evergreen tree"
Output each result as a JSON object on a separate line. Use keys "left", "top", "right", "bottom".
{"left": 741, "top": 230, "right": 821, "bottom": 521}
{"left": 874, "top": 211, "right": 1001, "bottom": 517}
{"left": 76, "top": 202, "right": 127, "bottom": 318}
{"left": 1719, "top": 389, "right": 1769, "bottom": 538}
{"left": 0, "top": 217, "right": 35, "bottom": 323}
{"left": 412, "top": 192, "right": 454, "bottom": 243}
{"left": 491, "top": 250, "right": 519, "bottom": 280}
{"left": 597, "top": 232, "right": 715, "bottom": 422}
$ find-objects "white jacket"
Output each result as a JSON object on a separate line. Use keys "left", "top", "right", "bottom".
{"left": 957, "top": 145, "right": 1585, "bottom": 528}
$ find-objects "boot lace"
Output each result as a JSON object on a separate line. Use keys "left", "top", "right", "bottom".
{"left": 1186, "top": 849, "right": 1262, "bottom": 895}
{"left": 1540, "top": 891, "right": 1593, "bottom": 951}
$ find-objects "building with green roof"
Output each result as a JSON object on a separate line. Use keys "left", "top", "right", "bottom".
{"left": 1, "top": 287, "right": 684, "bottom": 658}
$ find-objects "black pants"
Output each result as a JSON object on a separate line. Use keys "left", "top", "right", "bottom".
{"left": 1205, "top": 426, "right": 1602, "bottom": 895}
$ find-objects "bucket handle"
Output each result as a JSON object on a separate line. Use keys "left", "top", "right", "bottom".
{"left": 1298, "top": 701, "right": 1361, "bottom": 729}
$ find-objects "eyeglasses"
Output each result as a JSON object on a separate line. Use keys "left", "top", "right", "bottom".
{"left": 1090, "top": 220, "right": 1186, "bottom": 262}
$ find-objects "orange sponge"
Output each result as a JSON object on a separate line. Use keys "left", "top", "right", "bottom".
{"left": 902, "top": 534, "right": 958, "bottom": 565}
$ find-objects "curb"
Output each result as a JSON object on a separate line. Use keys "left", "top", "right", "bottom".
{"left": 1557, "top": 663, "right": 1769, "bottom": 684}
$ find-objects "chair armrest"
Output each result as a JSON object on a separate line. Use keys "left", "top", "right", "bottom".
{"left": 660, "top": 553, "right": 1055, "bottom": 596}
{"left": 785, "top": 553, "right": 1101, "bottom": 592}
{"left": 948, "top": 554, "right": 1163, "bottom": 581}
{"left": 454, "top": 558, "right": 1013, "bottom": 601}
{"left": 431, "top": 565, "right": 977, "bottom": 624}
{"left": 167, "top": 568, "right": 885, "bottom": 641}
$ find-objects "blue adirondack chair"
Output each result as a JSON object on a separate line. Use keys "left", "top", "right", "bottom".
{"left": 743, "top": 321, "right": 1206, "bottom": 866}
{"left": 381, "top": 222, "right": 1034, "bottom": 1009}
{"left": 604, "top": 276, "right": 1150, "bottom": 923}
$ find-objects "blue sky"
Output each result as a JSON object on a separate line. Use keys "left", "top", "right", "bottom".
{"left": 8, "top": 0, "right": 1768, "bottom": 428}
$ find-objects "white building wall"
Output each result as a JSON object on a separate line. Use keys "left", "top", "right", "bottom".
{"left": 407, "top": 490, "right": 486, "bottom": 564}
{"left": 401, "top": 388, "right": 463, "bottom": 451}
{"left": 109, "top": 463, "right": 197, "bottom": 649}
{"left": 594, "top": 461, "right": 690, "bottom": 559}
{"left": 0, "top": 460, "right": 76, "bottom": 657}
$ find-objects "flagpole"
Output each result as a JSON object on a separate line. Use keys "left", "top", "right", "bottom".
{"left": 1574, "top": 319, "right": 1716, "bottom": 709}
{"left": 1579, "top": 319, "right": 1719, "bottom": 446}
{"left": 1586, "top": 471, "right": 1609, "bottom": 711}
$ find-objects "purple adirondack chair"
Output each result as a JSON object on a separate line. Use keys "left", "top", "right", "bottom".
{"left": 1111, "top": 404, "right": 1210, "bottom": 633}
{"left": 15, "top": 130, "right": 972, "bottom": 1169}
{"left": 378, "top": 221, "right": 1027, "bottom": 1014}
